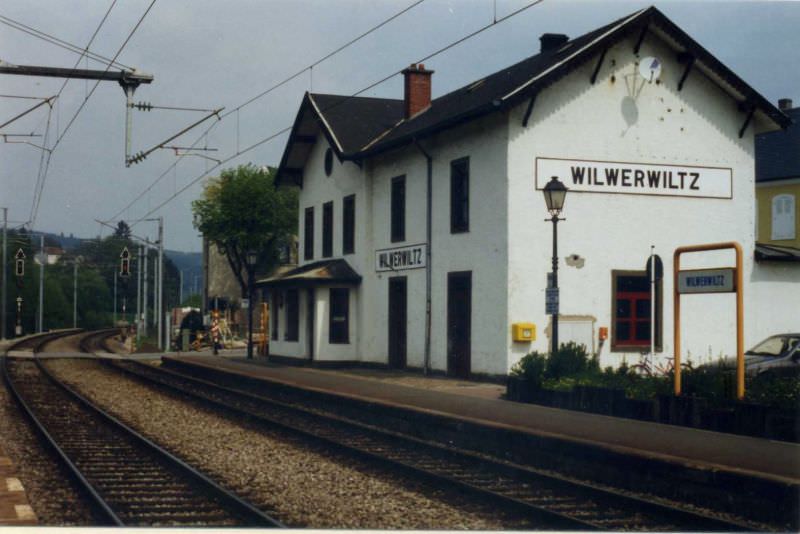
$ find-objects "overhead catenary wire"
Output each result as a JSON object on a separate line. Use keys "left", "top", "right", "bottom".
{"left": 29, "top": 0, "right": 157, "bottom": 228}
{"left": 0, "top": 13, "right": 132, "bottom": 70}
{"left": 105, "top": 0, "right": 430, "bottom": 224}
{"left": 0, "top": 94, "right": 53, "bottom": 100}
{"left": 27, "top": 0, "right": 122, "bottom": 225}
{"left": 124, "top": 0, "right": 546, "bottom": 227}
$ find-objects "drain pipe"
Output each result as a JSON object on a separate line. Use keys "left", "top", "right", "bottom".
{"left": 414, "top": 139, "right": 433, "bottom": 375}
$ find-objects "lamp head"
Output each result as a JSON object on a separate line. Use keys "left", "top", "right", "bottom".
{"left": 543, "top": 176, "right": 567, "bottom": 216}
{"left": 246, "top": 250, "right": 258, "bottom": 267}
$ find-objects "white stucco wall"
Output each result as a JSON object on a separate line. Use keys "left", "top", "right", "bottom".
{"left": 750, "top": 263, "right": 800, "bottom": 339}
{"left": 276, "top": 29, "right": 793, "bottom": 376}
{"left": 507, "top": 33, "right": 766, "bottom": 370}
{"left": 364, "top": 113, "right": 510, "bottom": 375}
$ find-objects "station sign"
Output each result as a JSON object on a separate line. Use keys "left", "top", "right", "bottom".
{"left": 375, "top": 243, "right": 427, "bottom": 272}
{"left": 677, "top": 268, "right": 736, "bottom": 294}
{"left": 535, "top": 157, "right": 732, "bottom": 199}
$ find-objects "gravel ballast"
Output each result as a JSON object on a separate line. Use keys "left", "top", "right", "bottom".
{"left": 46, "top": 358, "right": 533, "bottom": 529}
{"left": 0, "top": 363, "right": 95, "bottom": 525}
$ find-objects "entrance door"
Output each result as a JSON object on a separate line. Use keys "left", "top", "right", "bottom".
{"left": 306, "top": 288, "right": 315, "bottom": 360}
{"left": 447, "top": 271, "right": 471, "bottom": 378}
{"left": 388, "top": 277, "right": 407, "bottom": 369}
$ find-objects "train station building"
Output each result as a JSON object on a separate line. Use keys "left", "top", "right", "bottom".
{"left": 260, "top": 6, "right": 794, "bottom": 377}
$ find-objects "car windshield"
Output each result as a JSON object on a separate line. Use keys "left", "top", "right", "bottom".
{"left": 745, "top": 336, "right": 800, "bottom": 357}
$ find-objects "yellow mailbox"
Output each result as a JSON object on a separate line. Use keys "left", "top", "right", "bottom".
{"left": 512, "top": 323, "right": 536, "bottom": 342}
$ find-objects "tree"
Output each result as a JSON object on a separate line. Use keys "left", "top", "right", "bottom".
{"left": 114, "top": 221, "right": 132, "bottom": 239}
{"left": 192, "top": 164, "right": 298, "bottom": 297}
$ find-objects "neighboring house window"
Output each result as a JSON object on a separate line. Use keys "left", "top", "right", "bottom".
{"left": 324, "top": 148, "right": 333, "bottom": 177}
{"left": 329, "top": 288, "right": 349, "bottom": 344}
{"left": 772, "top": 194, "right": 796, "bottom": 240}
{"left": 343, "top": 194, "right": 355, "bottom": 254}
{"left": 612, "top": 271, "right": 661, "bottom": 350}
{"left": 451, "top": 157, "right": 469, "bottom": 233}
{"left": 285, "top": 289, "right": 299, "bottom": 341}
{"left": 322, "top": 201, "right": 334, "bottom": 257}
{"left": 271, "top": 291, "right": 280, "bottom": 341}
{"left": 304, "top": 207, "right": 314, "bottom": 261}
{"left": 391, "top": 176, "right": 405, "bottom": 242}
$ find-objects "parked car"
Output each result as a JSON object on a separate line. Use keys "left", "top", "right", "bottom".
{"left": 742, "top": 334, "right": 800, "bottom": 377}
{"left": 702, "top": 334, "right": 800, "bottom": 377}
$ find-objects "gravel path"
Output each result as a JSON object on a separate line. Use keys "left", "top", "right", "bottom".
{"left": 0, "top": 366, "right": 95, "bottom": 525}
{"left": 46, "top": 358, "right": 533, "bottom": 529}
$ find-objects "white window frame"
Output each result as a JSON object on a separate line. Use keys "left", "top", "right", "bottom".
{"left": 771, "top": 194, "right": 796, "bottom": 241}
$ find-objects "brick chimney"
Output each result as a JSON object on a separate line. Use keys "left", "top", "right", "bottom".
{"left": 540, "top": 33, "right": 569, "bottom": 53}
{"left": 778, "top": 98, "right": 793, "bottom": 111}
{"left": 402, "top": 63, "right": 434, "bottom": 118}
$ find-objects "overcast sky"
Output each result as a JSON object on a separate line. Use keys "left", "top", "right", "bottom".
{"left": 1, "top": 0, "right": 798, "bottom": 252}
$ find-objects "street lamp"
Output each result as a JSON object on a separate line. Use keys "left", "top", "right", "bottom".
{"left": 246, "top": 249, "right": 258, "bottom": 359}
{"left": 543, "top": 176, "right": 567, "bottom": 355}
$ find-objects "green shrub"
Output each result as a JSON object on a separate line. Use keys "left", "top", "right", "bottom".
{"left": 546, "top": 341, "right": 593, "bottom": 380}
{"left": 510, "top": 351, "right": 547, "bottom": 387}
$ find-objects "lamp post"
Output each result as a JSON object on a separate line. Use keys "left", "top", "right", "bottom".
{"left": 543, "top": 176, "right": 568, "bottom": 355}
{"left": 246, "top": 250, "right": 258, "bottom": 359}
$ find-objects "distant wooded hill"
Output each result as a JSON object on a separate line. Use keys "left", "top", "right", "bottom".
{"left": 43, "top": 232, "right": 202, "bottom": 301}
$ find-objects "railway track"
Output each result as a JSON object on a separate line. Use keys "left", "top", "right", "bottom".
{"left": 1, "top": 333, "right": 283, "bottom": 527}
{"left": 77, "top": 329, "right": 118, "bottom": 354}
{"left": 110, "top": 358, "right": 758, "bottom": 531}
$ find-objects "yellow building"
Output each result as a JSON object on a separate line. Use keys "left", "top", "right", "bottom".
{"left": 756, "top": 98, "right": 800, "bottom": 253}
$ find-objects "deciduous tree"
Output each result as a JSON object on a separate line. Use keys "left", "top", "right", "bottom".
{"left": 192, "top": 164, "right": 298, "bottom": 297}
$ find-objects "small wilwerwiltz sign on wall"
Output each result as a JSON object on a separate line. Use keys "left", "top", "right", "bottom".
{"left": 535, "top": 157, "right": 732, "bottom": 199}
{"left": 375, "top": 243, "right": 427, "bottom": 272}
{"left": 677, "top": 268, "right": 736, "bottom": 294}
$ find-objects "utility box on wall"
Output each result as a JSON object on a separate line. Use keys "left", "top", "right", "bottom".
{"left": 512, "top": 323, "right": 536, "bottom": 342}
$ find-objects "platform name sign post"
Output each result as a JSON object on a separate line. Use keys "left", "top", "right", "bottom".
{"left": 673, "top": 242, "right": 744, "bottom": 399}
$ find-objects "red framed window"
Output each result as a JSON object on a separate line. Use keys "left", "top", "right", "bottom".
{"left": 612, "top": 272, "right": 660, "bottom": 350}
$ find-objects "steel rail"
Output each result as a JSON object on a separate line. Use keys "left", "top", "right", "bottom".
{"left": 110, "top": 359, "right": 757, "bottom": 531}
{"left": 77, "top": 329, "right": 119, "bottom": 354}
{"left": 3, "top": 335, "right": 284, "bottom": 528}
{"left": 2, "top": 331, "right": 121, "bottom": 525}
{"left": 30, "top": 358, "right": 285, "bottom": 527}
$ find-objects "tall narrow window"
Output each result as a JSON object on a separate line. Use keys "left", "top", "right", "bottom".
{"left": 612, "top": 272, "right": 661, "bottom": 350}
{"left": 304, "top": 207, "right": 314, "bottom": 261}
{"left": 329, "top": 288, "right": 349, "bottom": 344}
{"left": 391, "top": 176, "right": 405, "bottom": 242}
{"left": 322, "top": 201, "right": 334, "bottom": 257}
{"left": 772, "top": 194, "right": 796, "bottom": 240}
{"left": 451, "top": 157, "right": 469, "bottom": 233}
{"left": 285, "top": 289, "right": 299, "bottom": 341}
{"left": 343, "top": 194, "right": 355, "bottom": 254}
{"left": 271, "top": 291, "right": 280, "bottom": 341}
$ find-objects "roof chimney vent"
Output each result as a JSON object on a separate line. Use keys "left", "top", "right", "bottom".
{"left": 778, "top": 98, "right": 793, "bottom": 111}
{"left": 402, "top": 63, "right": 434, "bottom": 119}
{"left": 540, "top": 33, "right": 569, "bottom": 53}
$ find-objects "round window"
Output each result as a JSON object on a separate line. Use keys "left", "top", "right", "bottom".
{"left": 324, "top": 148, "right": 333, "bottom": 176}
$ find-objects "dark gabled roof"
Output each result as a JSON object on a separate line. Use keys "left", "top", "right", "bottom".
{"left": 276, "top": 93, "right": 403, "bottom": 186}
{"left": 311, "top": 94, "right": 404, "bottom": 154}
{"left": 755, "top": 243, "right": 800, "bottom": 263}
{"left": 255, "top": 258, "right": 362, "bottom": 287}
{"left": 276, "top": 6, "right": 790, "bottom": 186}
{"left": 756, "top": 107, "right": 800, "bottom": 182}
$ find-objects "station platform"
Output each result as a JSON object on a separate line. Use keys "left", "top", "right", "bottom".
{"left": 163, "top": 354, "right": 800, "bottom": 485}
{"left": 0, "top": 339, "right": 37, "bottom": 526}
{"left": 0, "top": 450, "right": 36, "bottom": 526}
